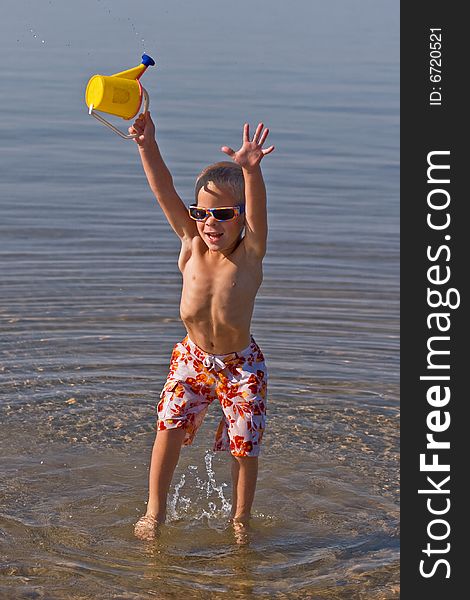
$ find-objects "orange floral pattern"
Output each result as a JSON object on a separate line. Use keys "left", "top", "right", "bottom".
{"left": 156, "top": 334, "right": 267, "bottom": 457}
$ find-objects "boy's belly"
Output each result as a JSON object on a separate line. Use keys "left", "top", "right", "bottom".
{"left": 179, "top": 300, "right": 255, "bottom": 354}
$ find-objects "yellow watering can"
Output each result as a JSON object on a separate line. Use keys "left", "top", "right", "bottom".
{"left": 85, "top": 54, "right": 155, "bottom": 139}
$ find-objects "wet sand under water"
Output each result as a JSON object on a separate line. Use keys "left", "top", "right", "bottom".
{"left": 0, "top": 1, "right": 399, "bottom": 595}
{"left": 0, "top": 368, "right": 399, "bottom": 598}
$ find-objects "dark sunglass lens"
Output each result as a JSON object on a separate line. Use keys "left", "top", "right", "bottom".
{"left": 213, "top": 208, "right": 235, "bottom": 221}
{"left": 190, "top": 207, "right": 208, "bottom": 220}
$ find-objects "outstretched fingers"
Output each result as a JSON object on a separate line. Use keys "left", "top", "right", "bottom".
{"left": 221, "top": 145, "right": 236, "bottom": 157}
{"left": 227, "top": 123, "right": 274, "bottom": 159}
{"left": 243, "top": 123, "right": 250, "bottom": 143}
{"left": 252, "top": 122, "right": 264, "bottom": 144}
{"left": 258, "top": 127, "right": 269, "bottom": 147}
{"left": 262, "top": 145, "right": 275, "bottom": 155}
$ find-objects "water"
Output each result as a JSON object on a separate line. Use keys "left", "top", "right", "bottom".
{"left": 0, "top": 1, "right": 399, "bottom": 597}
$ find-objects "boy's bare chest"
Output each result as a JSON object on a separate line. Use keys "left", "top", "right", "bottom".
{"left": 179, "top": 246, "right": 262, "bottom": 323}
{"left": 182, "top": 254, "right": 261, "bottom": 300}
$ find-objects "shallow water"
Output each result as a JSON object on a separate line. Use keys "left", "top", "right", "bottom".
{"left": 0, "top": 1, "right": 399, "bottom": 597}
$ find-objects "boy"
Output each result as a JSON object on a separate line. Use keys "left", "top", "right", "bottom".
{"left": 130, "top": 112, "right": 274, "bottom": 541}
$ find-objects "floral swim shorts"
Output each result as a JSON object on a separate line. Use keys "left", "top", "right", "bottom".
{"left": 156, "top": 334, "right": 267, "bottom": 457}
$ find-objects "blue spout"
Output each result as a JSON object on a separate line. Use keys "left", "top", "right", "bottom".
{"left": 142, "top": 54, "right": 155, "bottom": 67}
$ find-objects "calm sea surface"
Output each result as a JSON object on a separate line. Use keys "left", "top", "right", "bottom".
{"left": 1, "top": 1, "right": 399, "bottom": 598}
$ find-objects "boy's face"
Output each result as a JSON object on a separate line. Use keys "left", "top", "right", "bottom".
{"left": 196, "top": 182, "right": 245, "bottom": 252}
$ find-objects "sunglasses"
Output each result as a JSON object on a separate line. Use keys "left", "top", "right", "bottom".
{"left": 188, "top": 204, "right": 245, "bottom": 222}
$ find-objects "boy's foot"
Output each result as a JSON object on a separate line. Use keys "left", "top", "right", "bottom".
{"left": 231, "top": 518, "right": 250, "bottom": 546}
{"left": 133, "top": 514, "right": 161, "bottom": 541}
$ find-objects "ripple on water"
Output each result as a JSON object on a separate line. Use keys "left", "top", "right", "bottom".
{"left": 0, "top": 3, "right": 398, "bottom": 595}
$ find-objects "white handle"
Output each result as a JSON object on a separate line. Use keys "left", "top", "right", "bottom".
{"left": 88, "top": 87, "right": 150, "bottom": 140}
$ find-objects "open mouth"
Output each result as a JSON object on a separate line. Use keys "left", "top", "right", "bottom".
{"left": 205, "top": 232, "right": 224, "bottom": 242}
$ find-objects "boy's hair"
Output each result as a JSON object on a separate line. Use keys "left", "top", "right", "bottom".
{"left": 195, "top": 162, "right": 245, "bottom": 204}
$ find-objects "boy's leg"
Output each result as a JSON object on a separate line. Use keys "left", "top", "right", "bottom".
{"left": 144, "top": 428, "right": 186, "bottom": 522}
{"left": 230, "top": 455, "right": 258, "bottom": 523}
{"left": 134, "top": 428, "right": 186, "bottom": 540}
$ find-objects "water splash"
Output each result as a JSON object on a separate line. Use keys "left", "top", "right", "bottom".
{"left": 128, "top": 17, "right": 147, "bottom": 51}
{"left": 167, "top": 473, "right": 189, "bottom": 520}
{"left": 94, "top": 2, "right": 147, "bottom": 50}
{"left": 203, "top": 451, "right": 232, "bottom": 513}
{"left": 24, "top": 3, "right": 148, "bottom": 52}
{"left": 27, "top": 27, "right": 46, "bottom": 45}
{"left": 167, "top": 451, "right": 231, "bottom": 522}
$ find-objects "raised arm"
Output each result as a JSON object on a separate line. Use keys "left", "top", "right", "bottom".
{"left": 221, "top": 123, "right": 274, "bottom": 258}
{"left": 129, "top": 112, "right": 197, "bottom": 241}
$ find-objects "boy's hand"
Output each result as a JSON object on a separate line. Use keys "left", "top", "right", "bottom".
{"left": 221, "top": 123, "right": 275, "bottom": 171}
{"left": 129, "top": 111, "right": 156, "bottom": 148}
